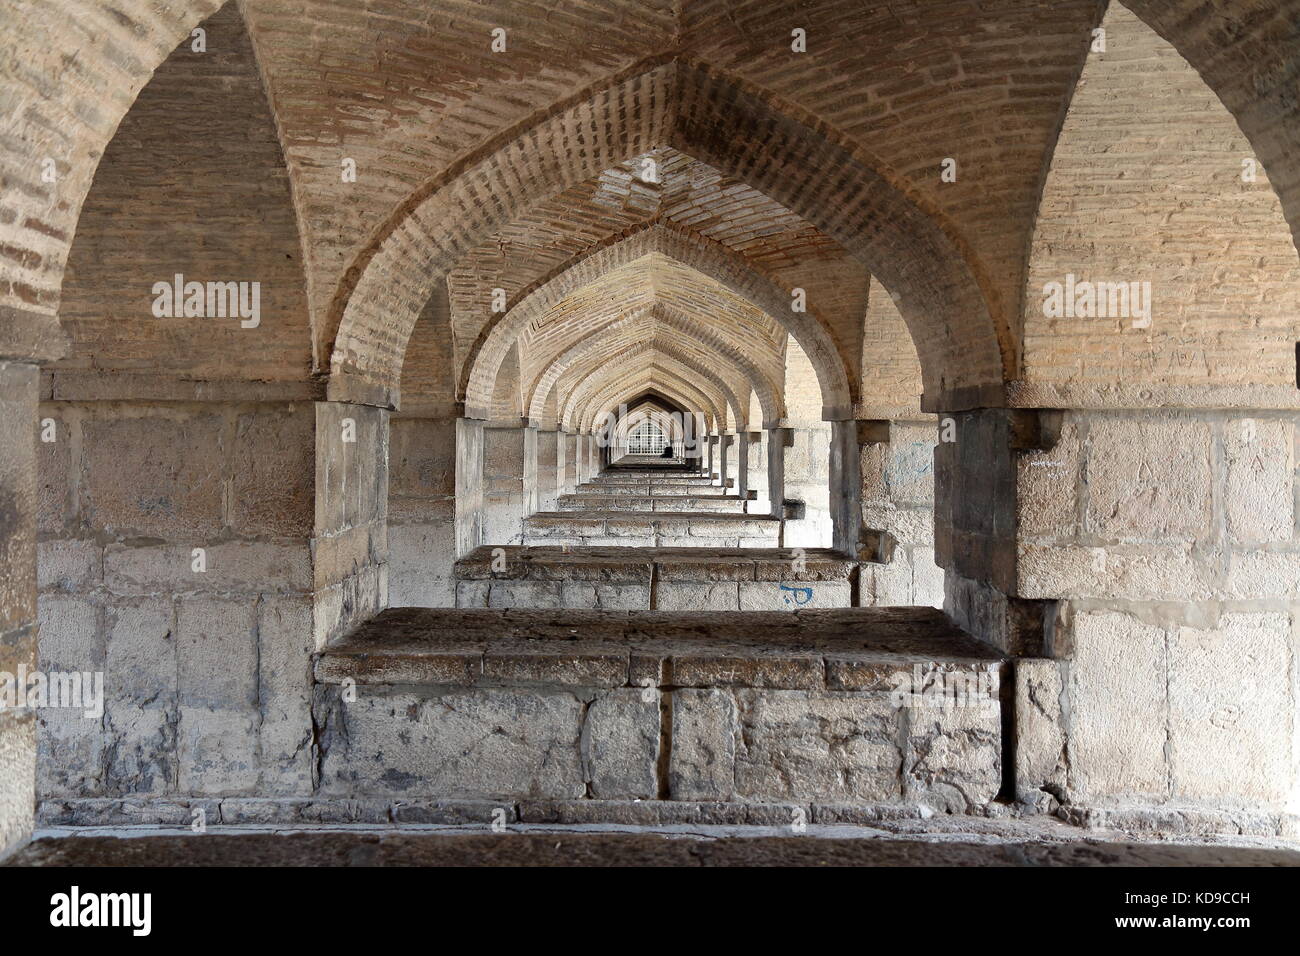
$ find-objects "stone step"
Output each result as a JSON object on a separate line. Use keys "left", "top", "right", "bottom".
{"left": 558, "top": 493, "right": 748, "bottom": 513}
{"left": 454, "top": 545, "right": 857, "bottom": 610}
{"left": 574, "top": 483, "right": 730, "bottom": 497}
{"left": 313, "top": 607, "right": 1007, "bottom": 816}
{"left": 522, "top": 511, "right": 780, "bottom": 548}
{"left": 590, "top": 473, "right": 712, "bottom": 481}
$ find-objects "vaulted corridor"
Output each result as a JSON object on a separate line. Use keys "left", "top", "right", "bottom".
{"left": 4, "top": 0, "right": 1300, "bottom": 869}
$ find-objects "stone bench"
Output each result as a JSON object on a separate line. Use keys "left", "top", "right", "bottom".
{"left": 558, "top": 493, "right": 748, "bottom": 513}
{"left": 313, "top": 607, "right": 1007, "bottom": 817}
{"left": 522, "top": 512, "right": 780, "bottom": 548}
{"left": 454, "top": 545, "right": 858, "bottom": 610}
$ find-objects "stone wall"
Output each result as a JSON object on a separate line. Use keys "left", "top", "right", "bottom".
{"left": 0, "top": 363, "right": 40, "bottom": 853}
{"left": 859, "top": 419, "right": 942, "bottom": 607}
{"left": 36, "top": 401, "right": 316, "bottom": 802}
{"left": 1013, "top": 408, "right": 1300, "bottom": 826}
{"left": 33, "top": 399, "right": 387, "bottom": 807}
{"left": 388, "top": 417, "right": 457, "bottom": 607}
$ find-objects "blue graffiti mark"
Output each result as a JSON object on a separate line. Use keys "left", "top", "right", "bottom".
{"left": 780, "top": 584, "right": 814, "bottom": 606}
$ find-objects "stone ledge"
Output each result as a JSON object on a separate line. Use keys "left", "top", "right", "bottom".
{"left": 455, "top": 546, "right": 856, "bottom": 582}
{"left": 33, "top": 797, "right": 947, "bottom": 829}
{"left": 314, "top": 606, "right": 1005, "bottom": 689}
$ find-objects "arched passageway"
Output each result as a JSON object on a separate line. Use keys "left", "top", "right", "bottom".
{"left": 3, "top": 0, "right": 1300, "bottom": 854}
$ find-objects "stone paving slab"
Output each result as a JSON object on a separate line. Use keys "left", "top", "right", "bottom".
{"left": 8, "top": 827, "right": 1299, "bottom": 866}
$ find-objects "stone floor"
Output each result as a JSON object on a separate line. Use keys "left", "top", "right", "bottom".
{"left": 7, "top": 818, "right": 1300, "bottom": 866}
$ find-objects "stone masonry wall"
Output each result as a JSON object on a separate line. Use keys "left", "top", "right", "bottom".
{"left": 0, "top": 363, "right": 40, "bottom": 852}
{"left": 33, "top": 399, "right": 387, "bottom": 808}
{"left": 387, "top": 417, "right": 458, "bottom": 608}
{"left": 1014, "top": 408, "right": 1300, "bottom": 825}
{"left": 859, "top": 420, "right": 942, "bottom": 607}
{"left": 36, "top": 401, "right": 318, "bottom": 802}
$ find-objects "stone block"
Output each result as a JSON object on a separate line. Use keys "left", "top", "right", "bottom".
{"left": 177, "top": 708, "right": 261, "bottom": 793}
{"left": 583, "top": 689, "right": 659, "bottom": 799}
{"left": 81, "top": 413, "right": 226, "bottom": 538}
{"left": 903, "top": 694, "right": 1001, "bottom": 811}
{"left": 1017, "top": 543, "right": 1215, "bottom": 601}
{"left": 656, "top": 581, "right": 740, "bottom": 611}
{"left": 316, "top": 686, "right": 586, "bottom": 799}
{"left": 488, "top": 580, "right": 563, "bottom": 608}
{"left": 911, "top": 547, "right": 945, "bottom": 607}
{"left": 738, "top": 580, "right": 851, "bottom": 610}
{"left": 231, "top": 405, "right": 314, "bottom": 537}
{"left": 1014, "top": 658, "right": 1066, "bottom": 803}
{"left": 36, "top": 413, "right": 70, "bottom": 536}
{"left": 732, "top": 690, "right": 903, "bottom": 803}
{"left": 105, "top": 598, "right": 176, "bottom": 705}
{"left": 1066, "top": 610, "right": 1169, "bottom": 802}
{"left": 176, "top": 597, "right": 258, "bottom": 709}
{"left": 105, "top": 540, "right": 313, "bottom": 594}
{"left": 255, "top": 597, "right": 314, "bottom": 794}
{"left": 1017, "top": 421, "right": 1080, "bottom": 540}
{"left": 102, "top": 704, "right": 176, "bottom": 795}
{"left": 1084, "top": 418, "right": 1212, "bottom": 542}
{"left": 0, "top": 712, "right": 35, "bottom": 852}
{"left": 36, "top": 540, "right": 100, "bottom": 592}
{"left": 37, "top": 594, "right": 103, "bottom": 674}
{"left": 1223, "top": 418, "right": 1293, "bottom": 545}
{"left": 560, "top": 582, "right": 651, "bottom": 610}
{"left": 36, "top": 705, "right": 104, "bottom": 797}
{"left": 387, "top": 517, "right": 456, "bottom": 608}
{"left": 669, "top": 688, "right": 736, "bottom": 800}
{"left": 1168, "top": 613, "right": 1292, "bottom": 805}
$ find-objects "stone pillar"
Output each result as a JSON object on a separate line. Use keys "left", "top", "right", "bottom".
{"left": 856, "top": 419, "right": 942, "bottom": 606}
{"left": 563, "top": 432, "right": 580, "bottom": 493}
{"left": 455, "top": 418, "right": 484, "bottom": 557}
{"left": 829, "top": 419, "right": 861, "bottom": 559}
{"left": 388, "top": 415, "right": 457, "bottom": 606}
{"left": 745, "top": 431, "right": 767, "bottom": 514}
{"left": 718, "top": 433, "right": 732, "bottom": 490}
{"left": 555, "top": 430, "right": 568, "bottom": 498}
{"left": 535, "top": 428, "right": 558, "bottom": 512}
{"left": 734, "top": 431, "right": 748, "bottom": 500}
{"left": 0, "top": 362, "right": 39, "bottom": 853}
{"left": 587, "top": 431, "right": 599, "bottom": 478}
{"left": 766, "top": 427, "right": 786, "bottom": 521}
{"left": 937, "top": 406, "right": 1300, "bottom": 830}
{"left": 481, "top": 423, "right": 532, "bottom": 545}
{"left": 31, "top": 396, "right": 386, "bottom": 820}
{"left": 782, "top": 422, "right": 833, "bottom": 548}
{"left": 313, "top": 402, "right": 390, "bottom": 649}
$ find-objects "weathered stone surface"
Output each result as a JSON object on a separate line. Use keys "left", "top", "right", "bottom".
{"left": 1168, "top": 613, "right": 1293, "bottom": 804}
{"left": 81, "top": 414, "right": 226, "bottom": 539}
{"left": 733, "top": 690, "right": 903, "bottom": 803}
{"left": 1015, "top": 658, "right": 1066, "bottom": 807}
{"left": 904, "top": 697, "right": 1001, "bottom": 811}
{"left": 317, "top": 687, "right": 586, "bottom": 799}
{"left": 583, "top": 690, "right": 659, "bottom": 799}
{"left": 1066, "top": 610, "right": 1169, "bottom": 802}
{"left": 1084, "top": 419, "right": 1212, "bottom": 542}
{"left": 1222, "top": 419, "right": 1293, "bottom": 545}
{"left": 669, "top": 689, "right": 736, "bottom": 801}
